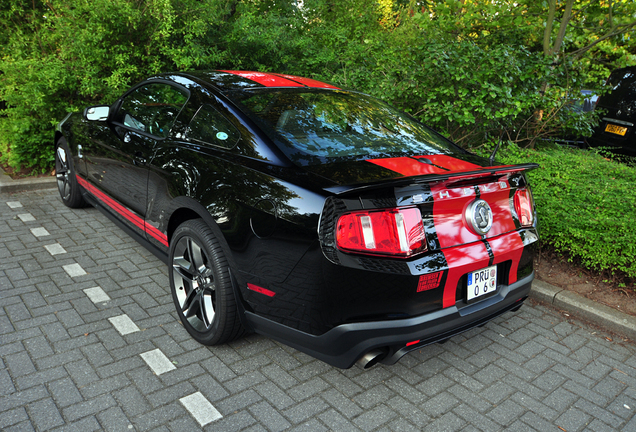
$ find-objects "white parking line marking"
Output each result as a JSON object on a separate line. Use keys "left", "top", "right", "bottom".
{"left": 7, "top": 201, "right": 22, "bottom": 208}
{"left": 84, "top": 287, "right": 110, "bottom": 303}
{"left": 45, "top": 243, "right": 67, "bottom": 255}
{"left": 108, "top": 314, "right": 140, "bottom": 335}
{"left": 140, "top": 349, "right": 176, "bottom": 375}
{"left": 63, "top": 263, "right": 86, "bottom": 277}
{"left": 18, "top": 213, "right": 36, "bottom": 222}
{"left": 30, "top": 227, "right": 50, "bottom": 237}
{"left": 180, "top": 392, "right": 222, "bottom": 426}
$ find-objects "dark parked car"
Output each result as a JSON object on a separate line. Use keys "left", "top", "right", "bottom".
{"left": 587, "top": 66, "right": 636, "bottom": 156}
{"left": 55, "top": 71, "right": 539, "bottom": 368}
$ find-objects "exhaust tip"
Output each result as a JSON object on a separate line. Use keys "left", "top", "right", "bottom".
{"left": 356, "top": 349, "right": 388, "bottom": 369}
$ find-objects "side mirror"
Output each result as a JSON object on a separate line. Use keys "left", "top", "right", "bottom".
{"left": 84, "top": 105, "right": 110, "bottom": 121}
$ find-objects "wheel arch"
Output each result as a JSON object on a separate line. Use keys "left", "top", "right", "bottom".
{"left": 166, "top": 197, "right": 253, "bottom": 331}
{"left": 165, "top": 197, "right": 236, "bottom": 268}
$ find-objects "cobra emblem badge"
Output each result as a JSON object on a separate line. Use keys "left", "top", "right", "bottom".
{"left": 466, "top": 199, "right": 493, "bottom": 235}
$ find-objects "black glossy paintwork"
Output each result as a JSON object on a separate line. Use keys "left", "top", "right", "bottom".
{"left": 56, "top": 71, "right": 539, "bottom": 366}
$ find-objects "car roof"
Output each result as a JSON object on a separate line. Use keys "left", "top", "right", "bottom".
{"left": 175, "top": 70, "right": 339, "bottom": 93}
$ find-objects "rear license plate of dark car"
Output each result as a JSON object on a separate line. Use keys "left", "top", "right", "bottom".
{"left": 605, "top": 124, "right": 628, "bottom": 136}
{"left": 467, "top": 265, "right": 497, "bottom": 302}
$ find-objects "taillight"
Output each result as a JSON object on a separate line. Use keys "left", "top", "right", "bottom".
{"left": 514, "top": 188, "right": 534, "bottom": 227}
{"left": 336, "top": 208, "right": 426, "bottom": 257}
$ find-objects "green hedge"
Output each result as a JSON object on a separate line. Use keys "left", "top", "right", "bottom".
{"left": 494, "top": 144, "right": 636, "bottom": 279}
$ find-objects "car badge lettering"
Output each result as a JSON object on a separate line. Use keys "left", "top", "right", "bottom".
{"left": 499, "top": 181, "right": 507, "bottom": 189}
{"left": 465, "top": 199, "right": 493, "bottom": 235}
{"left": 412, "top": 194, "right": 423, "bottom": 203}
{"left": 463, "top": 188, "right": 472, "bottom": 196}
{"left": 439, "top": 191, "right": 450, "bottom": 199}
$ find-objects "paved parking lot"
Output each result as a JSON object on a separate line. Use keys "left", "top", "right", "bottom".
{"left": 2, "top": 188, "right": 636, "bottom": 431}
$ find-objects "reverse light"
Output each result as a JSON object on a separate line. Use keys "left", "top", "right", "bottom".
{"left": 336, "top": 208, "right": 426, "bottom": 257}
{"left": 514, "top": 188, "right": 534, "bottom": 227}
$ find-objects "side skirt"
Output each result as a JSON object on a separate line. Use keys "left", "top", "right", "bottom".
{"left": 82, "top": 192, "right": 169, "bottom": 265}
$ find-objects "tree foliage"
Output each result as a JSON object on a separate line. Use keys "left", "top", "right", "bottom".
{"left": 0, "top": 0, "right": 635, "bottom": 171}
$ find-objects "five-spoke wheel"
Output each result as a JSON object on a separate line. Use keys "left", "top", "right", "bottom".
{"left": 169, "top": 219, "right": 243, "bottom": 345}
{"left": 55, "top": 138, "right": 87, "bottom": 208}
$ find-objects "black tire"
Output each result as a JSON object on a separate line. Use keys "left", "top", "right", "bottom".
{"left": 169, "top": 219, "right": 244, "bottom": 345}
{"left": 55, "top": 137, "right": 88, "bottom": 208}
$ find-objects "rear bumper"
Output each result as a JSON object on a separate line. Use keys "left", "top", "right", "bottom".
{"left": 246, "top": 271, "right": 534, "bottom": 369}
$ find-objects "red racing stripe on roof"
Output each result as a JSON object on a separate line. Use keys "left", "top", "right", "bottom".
{"left": 271, "top": 73, "right": 339, "bottom": 89}
{"left": 220, "top": 70, "right": 338, "bottom": 89}
{"left": 220, "top": 70, "right": 304, "bottom": 87}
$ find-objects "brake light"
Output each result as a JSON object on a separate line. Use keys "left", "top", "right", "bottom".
{"left": 514, "top": 188, "right": 534, "bottom": 227}
{"left": 336, "top": 208, "right": 426, "bottom": 257}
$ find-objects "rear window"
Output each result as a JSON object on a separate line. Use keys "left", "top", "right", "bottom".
{"left": 234, "top": 89, "right": 464, "bottom": 166}
{"left": 600, "top": 68, "right": 636, "bottom": 107}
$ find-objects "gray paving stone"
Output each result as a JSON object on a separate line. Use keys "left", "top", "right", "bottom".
{"left": 62, "top": 393, "right": 117, "bottom": 422}
{"left": 487, "top": 399, "right": 527, "bottom": 426}
{"left": 27, "top": 397, "right": 65, "bottom": 430}
{"left": 4, "top": 189, "right": 636, "bottom": 432}
{"left": 15, "top": 365, "right": 68, "bottom": 391}
{"left": 283, "top": 396, "right": 329, "bottom": 423}
{"left": 0, "top": 407, "right": 29, "bottom": 430}
{"left": 254, "top": 381, "right": 296, "bottom": 411}
{"left": 317, "top": 408, "right": 362, "bottom": 431}
{"left": 249, "top": 401, "right": 292, "bottom": 432}
{"left": 96, "top": 406, "right": 132, "bottom": 432}
{"left": 48, "top": 377, "right": 84, "bottom": 408}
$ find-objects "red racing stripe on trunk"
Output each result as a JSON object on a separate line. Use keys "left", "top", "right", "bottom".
{"left": 430, "top": 182, "right": 490, "bottom": 308}
{"left": 367, "top": 157, "right": 443, "bottom": 176}
{"left": 367, "top": 155, "right": 482, "bottom": 177}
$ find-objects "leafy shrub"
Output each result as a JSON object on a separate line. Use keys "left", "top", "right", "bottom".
{"left": 493, "top": 143, "right": 636, "bottom": 278}
{"left": 0, "top": 0, "right": 612, "bottom": 172}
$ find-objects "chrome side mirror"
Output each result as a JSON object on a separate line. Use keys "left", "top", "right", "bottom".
{"left": 84, "top": 105, "right": 110, "bottom": 121}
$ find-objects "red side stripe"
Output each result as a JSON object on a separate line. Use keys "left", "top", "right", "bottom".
{"left": 76, "top": 176, "right": 168, "bottom": 247}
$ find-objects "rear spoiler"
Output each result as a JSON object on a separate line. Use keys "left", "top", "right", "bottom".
{"left": 324, "top": 163, "right": 539, "bottom": 195}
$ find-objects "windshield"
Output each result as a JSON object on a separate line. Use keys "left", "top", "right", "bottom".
{"left": 233, "top": 89, "right": 465, "bottom": 166}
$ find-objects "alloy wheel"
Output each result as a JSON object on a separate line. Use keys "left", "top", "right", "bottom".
{"left": 172, "top": 235, "right": 217, "bottom": 331}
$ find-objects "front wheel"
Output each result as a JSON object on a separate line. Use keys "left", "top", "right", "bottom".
{"left": 55, "top": 138, "right": 88, "bottom": 208}
{"left": 169, "top": 219, "right": 244, "bottom": 345}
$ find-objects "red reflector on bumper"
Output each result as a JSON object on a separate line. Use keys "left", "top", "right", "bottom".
{"left": 406, "top": 340, "right": 420, "bottom": 347}
{"left": 247, "top": 283, "right": 276, "bottom": 297}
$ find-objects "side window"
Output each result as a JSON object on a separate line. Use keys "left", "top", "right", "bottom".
{"left": 185, "top": 104, "right": 240, "bottom": 149}
{"left": 116, "top": 83, "right": 188, "bottom": 138}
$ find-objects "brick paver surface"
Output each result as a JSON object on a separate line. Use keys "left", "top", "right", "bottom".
{"left": 2, "top": 188, "right": 636, "bottom": 431}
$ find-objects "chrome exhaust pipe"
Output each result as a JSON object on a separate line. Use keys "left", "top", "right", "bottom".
{"left": 356, "top": 349, "right": 387, "bottom": 369}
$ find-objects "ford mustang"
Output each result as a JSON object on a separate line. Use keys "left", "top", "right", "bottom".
{"left": 55, "top": 71, "right": 539, "bottom": 368}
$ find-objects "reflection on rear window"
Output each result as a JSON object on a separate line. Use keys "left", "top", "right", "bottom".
{"left": 602, "top": 69, "right": 636, "bottom": 107}
{"left": 236, "top": 90, "right": 461, "bottom": 165}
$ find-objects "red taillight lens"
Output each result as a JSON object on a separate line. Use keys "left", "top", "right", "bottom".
{"left": 514, "top": 188, "right": 534, "bottom": 227}
{"left": 336, "top": 208, "right": 426, "bottom": 257}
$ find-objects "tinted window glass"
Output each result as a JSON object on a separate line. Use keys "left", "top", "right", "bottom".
{"left": 117, "top": 83, "right": 188, "bottom": 137}
{"left": 186, "top": 104, "right": 240, "bottom": 148}
{"left": 235, "top": 90, "right": 463, "bottom": 165}
{"left": 600, "top": 68, "right": 636, "bottom": 108}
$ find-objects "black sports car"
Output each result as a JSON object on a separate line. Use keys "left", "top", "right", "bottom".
{"left": 55, "top": 71, "right": 539, "bottom": 368}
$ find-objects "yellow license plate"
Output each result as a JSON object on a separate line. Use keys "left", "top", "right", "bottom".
{"left": 605, "top": 123, "right": 628, "bottom": 136}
